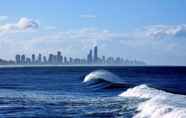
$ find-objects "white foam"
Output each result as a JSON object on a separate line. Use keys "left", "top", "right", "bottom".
{"left": 119, "top": 84, "right": 186, "bottom": 118}
{"left": 83, "top": 70, "right": 125, "bottom": 84}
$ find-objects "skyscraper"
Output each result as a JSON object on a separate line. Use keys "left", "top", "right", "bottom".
{"left": 21, "top": 55, "right": 26, "bottom": 64}
{"left": 32, "top": 54, "right": 36, "bottom": 64}
{"left": 87, "top": 49, "right": 93, "bottom": 63}
{"left": 64, "top": 56, "right": 68, "bottom": 64}
{"left": 89, "top": 49, "right": 92, "bottom": 63}
{"left": 53, "top": 55, "right": 57, "bottom": 64}
{"left": 15, "top": 54, "right": 21, "bottom": 64}
{"left": 69, "top": 57, "right": 73, "bottom": 64}
{"left": 48, "top": 54, "right": 54, "bottom": 64}
{"left": 94, "top": 46, "right": 98, "bottom": 63}
{"left": 43, "top": 56, "right": 47, "bottom": 64}
{"left": 26, "top": 58, "right": 31, "bottom": 64}
{"left": 38, "top": 54, "right": 42, "bottom": 64}
{"left": 57, "top": 51, "right": 62, "bottom": 64}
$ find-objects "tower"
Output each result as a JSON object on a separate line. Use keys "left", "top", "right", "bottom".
{"left": 87, "top": 49, "right": 93, "bottom": 64}
{"left": 57, "top": 51, "right": 62, "bottom": 64}
{"left": 94, "top": 46, "right": 98, "bottom": 63}
{"left": 21, "top": 54, "right": 26, "bottom": 64}
{"left": 43, "top": 56, "right": 47, "bottom": 64}
{"left": 32, "top": 54, "right": 35, "bottom": 64}
{"left": 38, "top": 53, "right": 42, "bottom": 64}
{"left": 15, "top": 54, "right": 21, "bottom": 64}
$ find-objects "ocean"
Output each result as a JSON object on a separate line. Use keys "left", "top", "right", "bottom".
{"left": 0, "top": 66, "right": 186, "bottom": 118}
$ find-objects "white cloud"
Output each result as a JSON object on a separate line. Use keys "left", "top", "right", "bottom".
{"left": 80, "top": 14, "right": 97, "bottom": 19}
{"left": 0, "top": 17, "right": 39, "bottom": 32}
{"left": 144, "top": 24, "right": 186, "bottom": 39}
{"left": 17, "top": 17, "right": 39, "bottom": 30}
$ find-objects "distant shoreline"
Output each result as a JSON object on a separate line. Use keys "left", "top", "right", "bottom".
{"left": 0, "top": 64, "right": 185, "bottom": 68}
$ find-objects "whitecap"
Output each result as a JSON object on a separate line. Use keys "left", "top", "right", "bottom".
{"left": 119, "top": 84, "right": 186, "bottom": 118}
{"left": 83, "top": 70, "right": 124, "bottom": 84}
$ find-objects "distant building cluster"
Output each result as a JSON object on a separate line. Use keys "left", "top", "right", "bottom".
{"left": 14, "top": 46, "right": 146, "bottom": 65}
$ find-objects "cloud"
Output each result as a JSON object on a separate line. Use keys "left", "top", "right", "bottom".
{"left": 0, "top": 16, "right": 8, "bottom": 21}
{"left": 80, "top": 14, "right": 97, "bottom": 19}
{"left": 17, "top": 17, "right": 39, "bottom": 29}
{"left": 0, "top": 17, "right": 39, "bottom": 32}
{"left": 55, "top": 28, "right": 127, "bottom": 47}
{"left": 144, "top": 24, "right": 186, "bottom": 39}
{"left": 30, "top": 28, "right": 123, "bottom": 49}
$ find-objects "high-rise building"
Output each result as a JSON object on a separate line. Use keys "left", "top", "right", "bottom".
{"left": 32, "top": 54, "right": 36, "bottom": 64}
{"left": 48, "top": 54, "right": 54, "bottom": 64}
{"left": 57, "top": 51, "right": 62, "bottom": 64}
{"left": 64, "top": 56, "right": 68, "bottom": 64}
{"left": 26, "top": 58, "right": 31, "bottom": 64}
{"left": 87, "top": 49, "right": 93, "bottom": 64}
{"left": 38, "top": 54, "right": 42, "bottom": 64}
{"left": 69, "top": 57, "right": 73, "bottom": 64}
{"left": 15, "top": 54, "right": 21, "bottom": 64}
{"left": 43, "top": 56, "right": 47, "bottom": 64}
{"left": 94, "top": 46, "right": 98, "bottom": 63}
{"left": 21, "top": 55, "right": 26, "bottom": 64}
{"left": 53, "top": 55, "right": 57, "bottom": 64}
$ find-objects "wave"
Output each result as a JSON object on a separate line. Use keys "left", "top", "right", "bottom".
{"left": 83, "top": 70, "right": 124, "bottom": 84}
{"left": 83, "top": 70, "right": 186, "bottom": 117}
{"left": 82, "top": 70, "right": 131, "bottom": 89}
{"left": 119, "top": 84, "right": 186, "bottom": 118}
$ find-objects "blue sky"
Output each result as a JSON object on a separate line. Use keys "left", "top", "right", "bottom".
{"left": 1, "top": 0, "right": 186, "bottom": 30}
{"left": 0, "top": 0, "right": 186, "bottom": 65}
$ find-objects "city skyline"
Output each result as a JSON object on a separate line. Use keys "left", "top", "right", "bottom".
{"left": 13, "top": 46, "right": 146, "bottom": 65}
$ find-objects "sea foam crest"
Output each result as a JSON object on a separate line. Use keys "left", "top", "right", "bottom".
{"left": 83, "top": 70, "right": 124, "bottom": 84}
{"left": 119, "top": 84, "right": 186, "bottom": 118}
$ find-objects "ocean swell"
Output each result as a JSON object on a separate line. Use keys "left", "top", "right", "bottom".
{"left": 83, "top": 70, "right": 124, "bottom": 84}
{"left": 82, "top": 70, "right": 130, "bottom": 89}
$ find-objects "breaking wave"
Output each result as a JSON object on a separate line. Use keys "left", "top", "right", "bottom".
{"left": 82, "top": 70, "right": 131, "bottom": 89}
{"left": 83, "top": 70, "right": 186, "bottom": 117}
{"left": 119, "top": 84, "right": 186, "bottom": 118}
{"left": 83, "top": 70, "right": 124, "bottom": 84}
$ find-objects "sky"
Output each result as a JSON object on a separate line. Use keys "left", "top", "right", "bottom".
{"left": 0, "top": 0, "right": 186, "bottom": 65}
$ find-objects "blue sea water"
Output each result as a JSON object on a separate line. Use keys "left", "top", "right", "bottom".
{"left": 0, "top": 66, "right": 186, "bottom": 118}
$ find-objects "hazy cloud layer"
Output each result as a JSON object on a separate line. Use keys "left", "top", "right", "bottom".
{"left": 0, "top": 17, "right": 39, "bottom": 32}
{"left": 144, "top": 24, "right": 186, "bottom": 39}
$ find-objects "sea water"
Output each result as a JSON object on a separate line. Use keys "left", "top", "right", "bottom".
{"left": 0, "top": 66, "right": 186, "bottom": 118}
